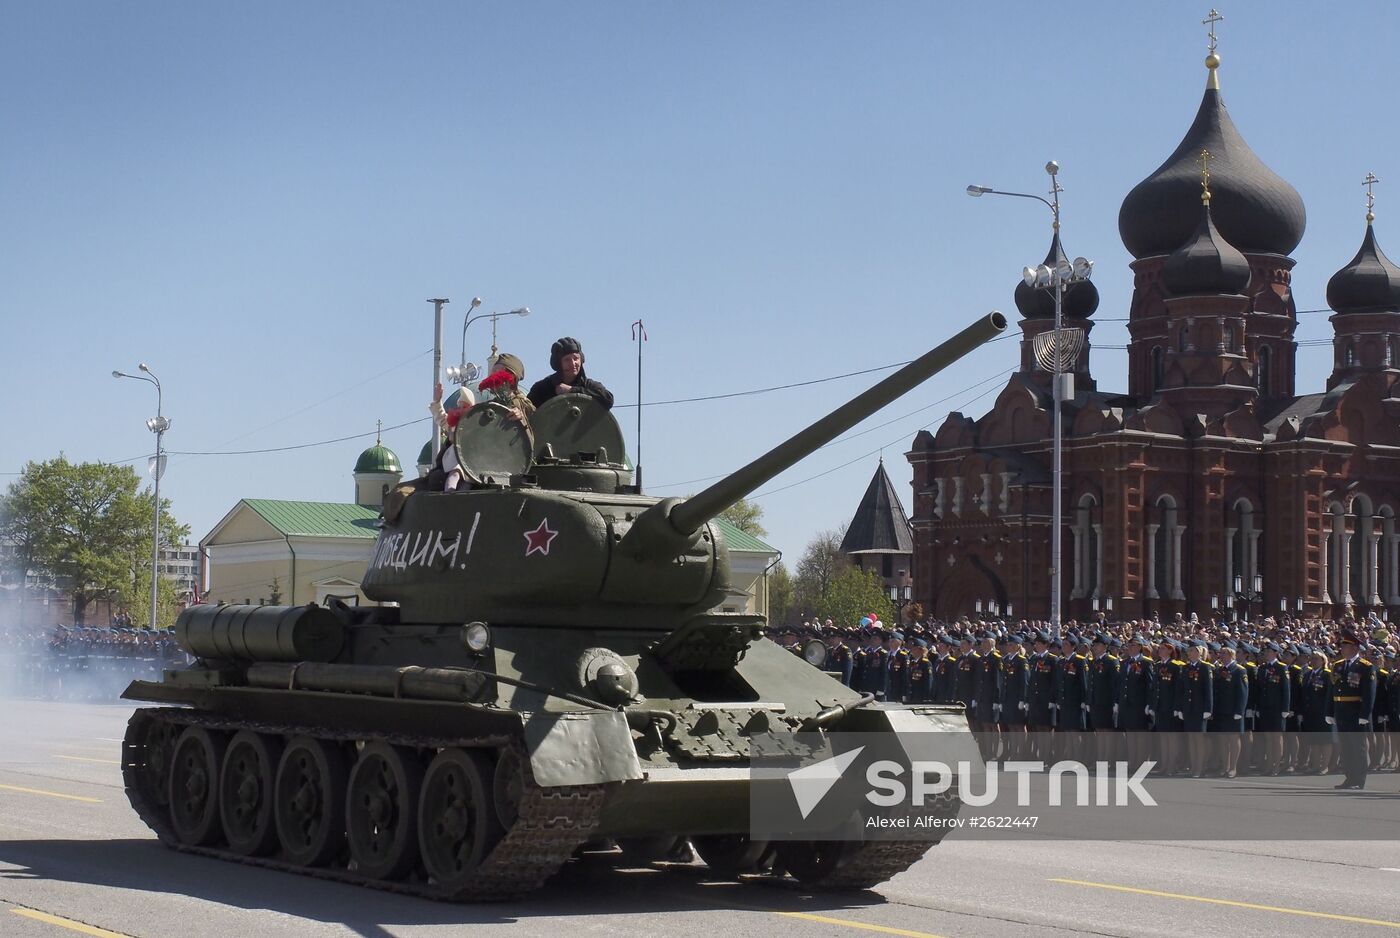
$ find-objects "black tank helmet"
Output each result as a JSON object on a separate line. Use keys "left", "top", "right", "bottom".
{"left": 550, "top": 336, "right": 583, "bottom": 371}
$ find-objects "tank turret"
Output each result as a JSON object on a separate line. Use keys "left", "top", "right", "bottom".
{"left": 360, "top": 311, "right": 1007, "bottom": 627}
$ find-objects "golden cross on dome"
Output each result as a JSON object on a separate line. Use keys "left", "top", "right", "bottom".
{"left": 1364, "top": 172, "right": 1379, "bottom": 223}
{"left": 376, "top": 419, "right": 382, "bottom": 444}
{"left": 1203, "top": 9, "right": 1224, "bottom": 54}
{"left": 1198, "top": 148, "right": 1213, "bottom": 206}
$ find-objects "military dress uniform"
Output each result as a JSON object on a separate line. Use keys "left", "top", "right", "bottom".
{"left": 886, "top": 646, "right": 911, "bottom": 703}
{"left": 1255, "top": 659, "right": 1292, "bottom": 733}
{"left": 1179, "top": 658, "right": 1214, "bottom": 733}
{"left": 972, "top": 649, "right": 1004, "bottom": 726}
{"left": 1211, "top": 658, "right": 1249, "bottom": 734}
{"left": 1117, "top": 652, "right": 1154, "bottom": 732}
{"left": 825, "top": 640, "right": 854, "bottom": 686}
{"left": 934, "top": 649, "right": 958, "bottom": 704}
{"left": 906, "top": 649, "right": 934, "bottom": 704}
{"left": 1055, "top": 650, "right": 1090, "bottom": 731}
{"left": 1001, "top": 650, "right": 1029, "bottom": 727}
{"left": 1329, "top": 651, "right": 1378, "bottom": 788}
{"left": 1152, "top": 650, "right": 1184, "bottom": 731}
{"left": 953, "top": 648, "right": 979, "bottom": 709}
{"left": 1088, "top": 652, "right": 1121, "bottom": 731}
{"left": 1026, "top": 650, "right": 1059, "bottom": 730}
{"left": 1300, "top": 663, "right": 1333, "bottom": 733}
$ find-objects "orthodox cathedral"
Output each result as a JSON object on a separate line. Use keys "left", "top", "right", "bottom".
{"left": 908, "top": 36, "right": 1400, "bottom": 622}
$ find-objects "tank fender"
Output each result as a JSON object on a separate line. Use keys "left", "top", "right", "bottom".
{"left": 523, "top": 710, "right": 644, "bottom": 786}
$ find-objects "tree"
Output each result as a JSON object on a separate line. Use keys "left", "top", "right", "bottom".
{"left": 719, "top": 497, "right": 767, "bottom": 538}
{"left": 793, "top": 526, "right": 849, "bottom": 619}
{"left": 123, "top": 564, "right": 184, "bottom": 630}
{"left": 269, "top": 577, "right": 284, "bottom": 605}
{"left": 821, "top": 566, "right": 895, "bottom": 631}
{"left": 767, "top": 561, "right": 795, "bottom": 627}
{"left": 0, "top": 456, "right": 188, "bottom": 625}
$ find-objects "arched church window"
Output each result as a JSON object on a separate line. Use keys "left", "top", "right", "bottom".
{"left": 1151, "top": 347, "right": 1165, "bottom": 392}
{"left": 1151, "top": 495, "right": 1182, "bottom": 601}
{"left": 1179, "top": 326, "right": 1190, "bottom": 353}
{"left": 1389, "top": 336, "right": 1399, "bottom": 367}
{"left": 1257, "top": 345, "right": 1272, "bottom": 396}
{"left": 1224, "top": 323, "right": 1236, "bottom": 352}
{"left": 1344, "top": 343, "right": 1356, "bottom": 367}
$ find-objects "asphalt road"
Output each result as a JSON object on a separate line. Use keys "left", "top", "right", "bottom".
{"left": 0, "top": 699, "right": 1396, "bottom": 938}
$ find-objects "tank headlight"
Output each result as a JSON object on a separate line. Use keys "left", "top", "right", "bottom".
{"left": 463, "top": 622, "right": 491, "bottom": 654}
{"left": 802, "top": 639, "right": 827, "bottom": 668}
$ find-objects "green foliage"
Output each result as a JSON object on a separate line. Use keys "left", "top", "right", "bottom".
{"left": 767, "top": 561, "right": 795, "bottom": 627}
{"left": 269, "top": 576, "right": 284, "bottom": 605}
{"left": 793, "top": 527, "right": 847, "bottom": 617}
{"left": 821, "top": 566, "right": 895, "bottom": 631}
{"left": 123, "top": 565, "right": 184, "bottom": 629}
{"left": 0, "top": 456, "right": 189, "bottom": 624}
{"left": 718, "top": 497, "right": 767, "bottom": 538}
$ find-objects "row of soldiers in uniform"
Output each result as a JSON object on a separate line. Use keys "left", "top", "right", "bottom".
{"left": 779, "top": 621, "right": 1397, "bottom": 790}
{"left": 0, "top": 624, "right": 186, "bottom": 701}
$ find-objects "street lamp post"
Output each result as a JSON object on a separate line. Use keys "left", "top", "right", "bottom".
{"left": 113, "top": 364, "right": 169, "bottom": 629}
{"left": 968, "top": 163, "right": 1093, "bottom": 634}
{"left": 1234, "top": 573, "right": 1264, "bottom": 624}
{"left": 445, "top": 304, "right": 532, "bottom": 387}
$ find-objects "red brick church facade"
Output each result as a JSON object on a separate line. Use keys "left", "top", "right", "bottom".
{"left": 908, "top": 52, "right": 1400, "bottom": 623}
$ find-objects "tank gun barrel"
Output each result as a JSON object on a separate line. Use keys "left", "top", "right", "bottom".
{"left": 668, "top": 310, "right": 1007, "bottom": 537}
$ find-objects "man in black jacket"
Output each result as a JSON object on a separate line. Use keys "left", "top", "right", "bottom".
{"left": 527, "top": 337, "right": 614, "bottom": 410}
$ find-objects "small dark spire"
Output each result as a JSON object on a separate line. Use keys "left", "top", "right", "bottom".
{"left": 1013, "top": 232, "right": 1100, "bottom": 320}
{"left": 839, "top": 462, "right": 913, "bottom": 555}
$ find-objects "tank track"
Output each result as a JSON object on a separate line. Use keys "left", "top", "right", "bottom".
{"left": 798, "top": 838, "right": 941, "bottom": 889}
{"left": 122, "top": 707, "right": 610, "bottom": 901}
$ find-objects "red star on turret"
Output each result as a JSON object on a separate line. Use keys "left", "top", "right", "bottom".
{"left": 523, "top": 518, "right": 558, "bottom": 557}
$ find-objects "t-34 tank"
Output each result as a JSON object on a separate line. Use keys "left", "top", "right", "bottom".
{"left": 121, "top": 311, "right": 1005, "bottom": 900}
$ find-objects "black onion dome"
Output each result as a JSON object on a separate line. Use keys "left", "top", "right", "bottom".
{"left": 1013, "top": 232, "right": 1100, "bottom": 320}
{"left": 1118, "top": 84, "right": 1305, "bottom": 259}
{"left": 1162, "top": 201, "right": 1252, "bottom": 296}
{"left": 1326, "top": 224, "right": 1400, "bottom": 313}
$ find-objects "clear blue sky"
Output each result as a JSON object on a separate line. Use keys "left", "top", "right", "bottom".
{"left": 3, "top": 2, "right": 1398, "bottom": 566}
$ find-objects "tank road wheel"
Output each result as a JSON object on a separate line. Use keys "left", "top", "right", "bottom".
{"left": 417, "top": 748, "right": 503, "bottom": 890}
{"left": 492, "top": 744, "right": 525, "bottom": 828}
{"left": 128, "top": 713, "right": 180, "bottom": 808}
{"left": 346, "top": 742, "right": 424, "bottom": 881}
{"left": 168, "top": 726, "right": 227, "bottom": 846}
{"left": 691, "top": 834, "right": 774, "bottom": 877}
{"left": 774, "top": 841, "right": 860, "bottom": 884}
{"left": 274, "top": 735, "right": 349, "bottom": 867}
{"left": 219, "top": 731, "right": 283, "bottom": 856}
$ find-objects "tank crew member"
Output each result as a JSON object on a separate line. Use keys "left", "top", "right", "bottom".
{"left": 1299, "top": 646, "right": 1334, "bottom": 774}
{"left": 527, "top": 337, "right": 614, "bottom": 410}
{"left": 1180, "top": 640, "right": 1214, "bottom": 777}
{"left": 1328, "top": 629, "right": 1377, "bottom": 789}
{"left": 1211, "top": 641, "right": 1248, "bottom": 778}
{"left": 906, "top": 638, "right": 934, "bottom": 704}
{"left": 1255, "top": 641, "right": 1291, "bottom": 775}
